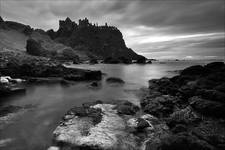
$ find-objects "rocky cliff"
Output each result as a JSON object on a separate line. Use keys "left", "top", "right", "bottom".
{"left": 47, "top": 17, "right": 142, "bottom": 60}
{"left": 0, "top": 16, "right": 144, "bottom": 61}
{"left": 0, "top": 16, "right": 89, "bottom": 61}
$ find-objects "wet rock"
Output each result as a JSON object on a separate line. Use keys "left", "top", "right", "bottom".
{"left": 0, "top": 57, "right": 102, "bottom": 81}
{"left": 116, "top": 101, "right": 139, "bottom": 115}
{"left": 192, "top": 121, "right": 225, "bottom": 149}
{"left": 148, "top": 78, "right": 179, "bottom": 95}
{"left": 136, "top": 56, "right": 147, "bottom": 64}
{"left": 204, "top": 62, "right": 225, "bottom": 72}
{"left": 90, "top": 81, "right": 99, "bottom": 87}
{"left": 89, "top": 58, "right": 98, "bottom": 64}
{"left": 195, "top": 89, "right": 225, "bottom": 103}
{"left": 189, "top": 96, "right": 225, "bottom": 118}
{"left": 0, "top": 85, "right": 26, "bottom": 97}
{"left": 82, "top": 100, "right": 103, "bottom": 108}
{"left": 106, "top": 77, "right": 125, "bottom": 84}
{"left": 142, "top": 95, "right": 177, "bottom": 117}
{"left": 63, "top": 74, "right": 84, "bottom": 81}
{"left": 171, "top": 124, "right": 187, "bottom": 133}
{"left": 166, "top": 107, "right": 200, "bottom": 128}
{"left": 127, "top": 117, "right": 153, "bottom": 131}
{"left": 47, "top": 146, "right": 60, "bottom": 150}
{"left": 141, "top": 62, "right": 225, "bottom": 150}
{"left": 214, "top": 83, "right": 225, "bottom": 93}
{"left": 84, "top": 70, "right": 102, "bottom": 80}
{"left": 146, "top": 60, "right": 152, "bottom": 64}
{"left": 103, "top": 57, "right": 120, "bottom": 64}
{"left": 52, "top": 104, "right": 138, "bottom": 150}
{"left": 0, "top": 76, "right": 25, "bottom": 84}
{"left": 0, "top": 105, "right": 22, "bottom": 117}
{"left": 181, "top": 65, "right": 208, "bottom": 76}
{"left": 64, "top": 70, "right": 102, "bottom": 81}
{"left": 118, "top": 56, "right": 132, "bottom": 64}
{"left": 159, "top": 133, "right": 215, "bottom": 150}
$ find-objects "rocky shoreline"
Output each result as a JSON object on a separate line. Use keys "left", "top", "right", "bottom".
{"left": 48, "top": 61, "right": 225, "bottom": 150}
{"left": 0, "top": 49, "right": 102, "bottom": 97}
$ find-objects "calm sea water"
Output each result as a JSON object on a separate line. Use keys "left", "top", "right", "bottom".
{"left": 0, "top": 60, "right": 219, "bottom": 150}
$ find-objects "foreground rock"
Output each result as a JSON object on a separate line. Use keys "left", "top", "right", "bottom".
{"left": 106, "top": 77, "right": 125, "bottom": 84}
{"left": 0, "top": 76, "right": 26, "bottom": 97}
{"left": 141, "top": 62, "right": 225, "bottom": 150}
{"left": 49, "top": 100, "right": 169, "bottom": 150}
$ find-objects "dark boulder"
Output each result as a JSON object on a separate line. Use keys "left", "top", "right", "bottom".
{"left": 149, "top": 78, "right": 179, "bottom": 95}
{"left": 0, "top": 84, "right": 26, "bottom": 97}
{"left": 204, "top": 62, "right": 225, "bottom": 72}
{"left": 118, "top": 56, "right": 132, "bottom": 64}
{"left": 136, "top": 56, "right": 147, "bottom": 64}
{"left": 84, "top": 70, "right": 102, "bottom": 80}
{"left": 82, "top": 100, "right": 103, "bottom": 108}
{"left": 195, "top": 89, "right": 225, "bottom": 103}
{"left": 181, "top": 65, "right": 208, "bottom": 76}
{"left": 146, "top": 60, "right": 152, "bottom": 64}
{"left": 189, "top": 96, "right": 225, "bottom": 118}
{"left": 171, "top": 124, "right": 187, "bottom": 133}
{"left": 64, "top": 70, "right": 102, "bottom": 81}
{"left": 0, "top": 105, "right": 22, "bottom": 117}
{"left": 166, "top": 107, "right": 200, "bottom": 128}
{"left": 26, "top": 38, "right": 45, "bottom": 56}
{"left": 116, "top": 101, "right": 139, "bottom": 115}
{"left": 89, "top": 58, "right": 98, "bottom": 64}
{"left": 136, "top": 118, "right": 150, "bottom": 130}
{"left": 90, "top": 81, "right": 99, "bottom": 87}
{"left": 214, "top": 83, "right": 225, "bottom": 93}
{"left": 192, "top": 121, "right": 225, "bottom": 149}
{"left": 142, "top": 95, "right": 176, "bottom": 117}
{"left": 159, "top": 133, "right": 214, "bottom": 150}
{"left": 106, "top": 77, "right": 125, "bottom": 84}
{"left": 0, "top": 16, "right": 3, "bottom": 23}
{"left": 103, "top": 57, "right": 120, "bottom": 64}
{"left": 0, "top": 16, "right": 5, "bottom": 28}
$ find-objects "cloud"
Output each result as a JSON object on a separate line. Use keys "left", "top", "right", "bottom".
{"left": 1, "top": 0, "right": 224, "bottom": 59}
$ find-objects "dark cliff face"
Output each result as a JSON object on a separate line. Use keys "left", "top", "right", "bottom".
{"left": 48, "top": 17, "right": 143, "bottom": 60}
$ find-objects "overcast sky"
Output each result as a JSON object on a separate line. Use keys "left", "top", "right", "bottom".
{"left": 1, "top": 0, "right": 224, "bottom": 59}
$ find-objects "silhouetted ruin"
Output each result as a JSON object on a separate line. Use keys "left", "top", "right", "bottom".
{"left": 47, "top": 17, "right": 142, "bottom": 60}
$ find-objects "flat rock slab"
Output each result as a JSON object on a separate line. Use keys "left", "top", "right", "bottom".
{"left": 49, "top": 102, "right": 169, "bottom": 150}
